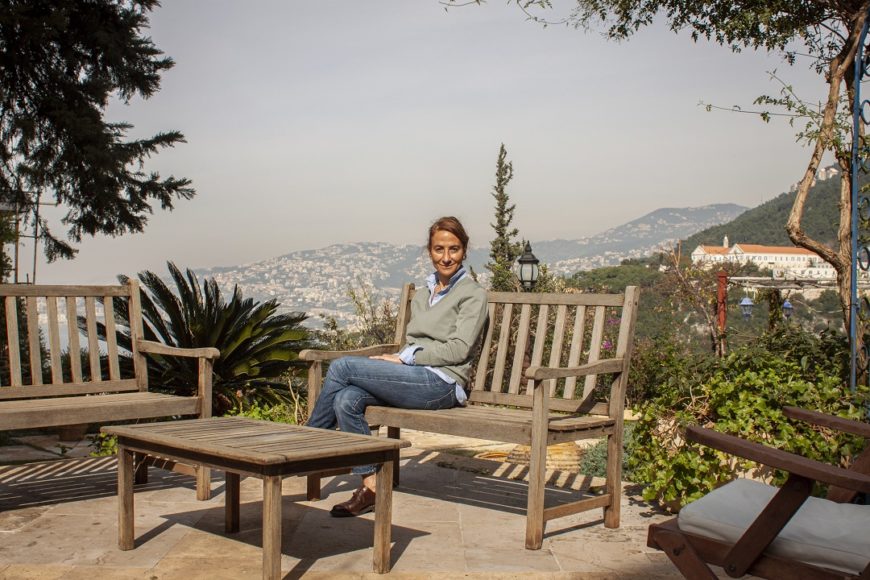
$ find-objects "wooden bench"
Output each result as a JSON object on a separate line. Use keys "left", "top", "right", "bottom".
{"left": 0, "top": 281, "right": 219, "bottom": 499}
{"left": 300, "top": 284, "right": 639, "bottom": 549}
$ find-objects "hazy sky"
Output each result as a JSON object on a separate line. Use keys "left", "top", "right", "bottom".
{"left": 29, "top": 1, "right": 826, "bottom": 285}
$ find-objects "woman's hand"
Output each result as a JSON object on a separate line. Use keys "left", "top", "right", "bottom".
{"left": 369, "top": 353, "right": 403, "bottom": 364}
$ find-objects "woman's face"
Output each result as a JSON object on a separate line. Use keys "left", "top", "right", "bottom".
{"left": 429, "top": 229, "right": 465, "bottom": 282}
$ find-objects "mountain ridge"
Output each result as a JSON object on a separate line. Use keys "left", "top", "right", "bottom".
{"left": 195, "top": 203, "right": 747, "bottom": 326}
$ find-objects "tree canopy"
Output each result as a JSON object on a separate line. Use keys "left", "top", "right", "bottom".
{"left": 565, "top": 1, "right": 836, "bottom": 58}
{"left": 0, "top": 0, "right": 193, "bottom": 262}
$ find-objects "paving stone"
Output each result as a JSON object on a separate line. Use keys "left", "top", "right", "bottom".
{"left": 391, "top": 488, "right": 461, "bottom": 526}
{"left": 387, "top": 521, "right": 465, "bottom": 573}
{"left": 150, "top": 555, "right": 263, "bottom": 579}
{"left": 0, "top": 445, "right": 59, "bottom": 463}
{"left": 0, "top": 564, "right": 71, "bottom": 580}
{"left": 464, "top": 545, "right": 562, "bottom": 573}
{"left": 10, "top": 435, "right": 94, "bottom": 459}
{"left": 0, "top": 505, "right": 50, "bottom": 533}
{"left": 160, "top": 526, "right": 265, "bottom": 560}
{"left": 57, "top": 566, "right": 153, "bottom": 579}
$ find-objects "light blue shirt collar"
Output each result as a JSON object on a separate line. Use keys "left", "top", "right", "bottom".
{"left": 426, "top": 266, "right": 467, "bottom": 302}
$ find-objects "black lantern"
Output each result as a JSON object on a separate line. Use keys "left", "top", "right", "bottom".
{"left": 739, "top": 296, "right": 754, "bottom": 320}
{"left": 515, "top": 241, "right": 540, "bottom": 291}
{"left": 782, "top": 299, "right": 794, "bottom": 320}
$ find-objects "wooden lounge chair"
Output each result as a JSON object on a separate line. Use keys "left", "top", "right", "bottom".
{"left": 647, "top": 406, "right": 870, "bottom": 579}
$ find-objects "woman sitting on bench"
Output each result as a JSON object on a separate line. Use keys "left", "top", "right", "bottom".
{"left": 306, "top": 215, "right": 489, "bottom": 517}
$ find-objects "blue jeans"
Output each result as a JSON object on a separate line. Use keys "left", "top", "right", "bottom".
{"left": 306, "top": 356, "right": 458, "bottom": 475}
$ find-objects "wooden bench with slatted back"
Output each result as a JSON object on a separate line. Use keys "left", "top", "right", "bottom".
{"left": 0, "top": 280, "right": 219, "bottom": 499}
{"left": 300, "top": 284, "right": 640, "bottom": 550}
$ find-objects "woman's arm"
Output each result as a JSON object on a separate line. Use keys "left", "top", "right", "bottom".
{"left": 412, "top": 287, "right": 488, "bottom": 367}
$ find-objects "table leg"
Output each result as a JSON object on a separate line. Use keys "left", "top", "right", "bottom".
{"left": 262, "top": 475, "right": 282, "bottom": 580}
{"left": 118, "top": 446, "right": 135, "bottom": 550}
{"left": 196, "top": 466, "right": 212, "bottom": 501}
{"left": 133, "top": 452, "right": 148, "bottom": 485}
{"left": 373, "top": 451, "right": 396, "bottom": 573}
{"left": 226, "top": 472, "right": 240, "bottom": 533}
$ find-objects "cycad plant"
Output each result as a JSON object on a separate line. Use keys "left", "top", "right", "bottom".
{"left": 106, "top": 262, "right": 310, "bottom": 415}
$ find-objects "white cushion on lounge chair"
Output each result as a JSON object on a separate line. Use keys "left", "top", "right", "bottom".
{"left": 678, "top": 478, "right": 870, "bottom": 575}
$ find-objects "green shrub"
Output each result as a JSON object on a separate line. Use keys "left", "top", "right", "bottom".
{"left": 628, "top": 335, "right": 714, "bottom": 406}
{"left": 226, "top": 401, "right": 298, "bottom": 424}
{"left": 89, "top": 432, "right": 118, "bottom": 456}
{"left": 629, "top": 327, "right": 867, "bottom": 510}
{"left": 579, "top": 423, "right": 635, "bottom": 479}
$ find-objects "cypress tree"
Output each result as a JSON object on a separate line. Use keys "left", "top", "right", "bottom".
{"left": 486, "top": 144, "right": 523, "bottom": 291}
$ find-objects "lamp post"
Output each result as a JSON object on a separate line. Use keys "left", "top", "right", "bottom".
{"left": 507, "top": 240, "right": 581, "bottom": 469}
{"left": 716, "top": 270, "right": 728, "bottom": 357}
{"left": 515, "top": 242, "right": 540, "bottom": 291}
{"left": 782, "top": 299, "right": 794, "bottom": 320}
{"left": 739, "top": 296, "right": 754, "bottom": 321}
{"left": 716, "top": 271, "right": 727, "bottom": 335}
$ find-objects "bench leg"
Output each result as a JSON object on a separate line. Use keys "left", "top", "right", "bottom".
{"left": 196, "top": 466, "right": 211, "bottom": 501}
{"left": 525, "top": 453, "right": 546, "bottom": 549}
{"left": 226, "top": 472, "right": 240, "bottom": 533}
{"left": 525, "top": 427, "right": 548, "bottom": 549}
{"left": 386, "top": 426, "right": 400, "bottom": 486}
{"left": 262, "top": 475, "right": 283, "bottom": 580}
{"left": 603, "top": 432, "right": 621, "bottom": 528}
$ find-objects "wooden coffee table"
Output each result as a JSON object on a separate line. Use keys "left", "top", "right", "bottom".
{"left": 103, "top": 417, "right": 409, "bottom": 578}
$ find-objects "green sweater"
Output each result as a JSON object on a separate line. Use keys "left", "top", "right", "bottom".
{"left": 403, "top": 276, "right": 489, "bottom": 387}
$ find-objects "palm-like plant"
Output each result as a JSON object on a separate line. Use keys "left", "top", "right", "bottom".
{"left": 105, "top": 262, "right": 310, "bottom": 415}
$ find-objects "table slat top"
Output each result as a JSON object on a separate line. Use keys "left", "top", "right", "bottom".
{"left": 103, "top": 417, "right": 408, "bottom": 467}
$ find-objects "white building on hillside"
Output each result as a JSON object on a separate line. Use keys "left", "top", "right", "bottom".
{"left": 691, "top": 238, "right": 836, "bottom": 279}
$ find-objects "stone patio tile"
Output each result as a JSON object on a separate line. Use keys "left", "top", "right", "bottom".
{"left": 274, "top": 501, "right": 427, "bottom": 575}
{"left": 9, "top": 435, "right": 94, "bottom": 459}
{"left": 0, "top": 564, "right": 71, "bottom": 580}
{"left": 388, "top": 521, "right": 466, "bottom": 573}
{"left": 149, "top": 555, "right": 263, "bottom": 579}
{"left": 46, "top": 494, "right": 116, "bottom": 516}
{"left": 194, "top": 496, "right": 270, "bottom": 535}
{"left": 0, "top": 510, "right": 197, "bottom": 568}
{"left": 0, "top": 505, "right": 50, "bottom": 532}
{"left": 132, "top": 483, "right": 214, "bottom": 505}
{"left": 159, "top": 526, "right": 264, "bottom": 561}
{"left": 463, "top": 545, "right": 561, "bottom": 573}
{"left": 550, "top": 527, "right": 680, "bottom": 577}
{"left": 391, "top": 488, "right": 461, "bottom": 526}
{"left": 58, "top": 566, "right": 153, "bottom": 579}
{"left": 0, "top": 445, "right": 58, "bottom": 463}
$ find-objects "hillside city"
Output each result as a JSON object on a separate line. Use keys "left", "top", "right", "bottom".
{"left": 196, "top": 203, "right": 749, "bottom": 326}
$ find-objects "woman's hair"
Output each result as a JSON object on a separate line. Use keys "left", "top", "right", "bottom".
{"left": 428, "top": 216, "right": 469, "bottom": 250}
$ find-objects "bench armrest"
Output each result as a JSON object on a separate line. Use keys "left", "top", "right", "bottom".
{"left": 687, "top": 425, "right": 870, "bottom": 493}
{"left": 137, "top": 340, "right": 220, "bottom": 360}
{"left": 524, "top": 358, "right": 624, "bottom": 380}
{"left": 298, "top": 343, "right": 400, "bottom": 362}
{"left": 783, "top": 406, "right": 870, "bottom": 439}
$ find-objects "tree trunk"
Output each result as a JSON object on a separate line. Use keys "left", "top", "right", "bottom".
{"left": 785, "top": 12, "right": 868, "bottom": 382}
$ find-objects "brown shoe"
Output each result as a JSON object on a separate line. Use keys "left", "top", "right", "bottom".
{"left": 330, "top": 485, "right": 376, "bottom": 517}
